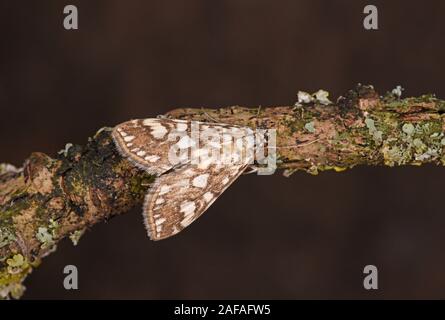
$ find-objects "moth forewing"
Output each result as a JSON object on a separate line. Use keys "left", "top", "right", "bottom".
{"left": 143, "top": 162, "right": 251, "bottom": 240}
{"left": 112, "top": 118, "right": 257, "bottom": 240}
{"left": 112, "top": 119, "right": 190, "bottom": 175}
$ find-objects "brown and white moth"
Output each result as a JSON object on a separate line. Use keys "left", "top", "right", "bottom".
{"left": 112, "top": 118, "right": 262, "bottom": 241}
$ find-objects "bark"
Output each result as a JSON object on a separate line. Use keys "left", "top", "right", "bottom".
{"left": 1, "top": 85, "right": 445, "bottom": 299}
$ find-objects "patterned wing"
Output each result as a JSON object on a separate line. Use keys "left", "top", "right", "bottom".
{"left": 143, "top": 162, "right": 250, "bottom": 240}
{"left": 112, "top": 118, "right": 256, "bottom": 240}
{"left": 112, "top": 118, "right": 192, "bottom": 175}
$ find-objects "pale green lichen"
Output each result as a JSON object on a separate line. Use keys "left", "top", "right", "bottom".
{"left": 0, "top": 228, "right": 16, "bottom": 249}
{"left": 365, "top": 118, "right": 383, "bottom": 144}
{"left": 48, "top": 219, "right": 59, "bottom": 237}
{"left": 35, "top": 219, "right": 60, "bottom": 251}
{"left": 6, "top": 254, "right": 25, "bottom": 268}
{"left": 69, "top": 229, "right": 86, "bottom": 246}
{"left": 365, "top": 118, "right": 376, "bottom": 131}
{"left": 0, "top": 283, "right": 26, "bottom": 300}
{"left": 297, "top": 89, "right": 332, "bottom": 105}
{"left": 413, "top": 138, "right": 425, "bottom": 149}
{"left": 6, "top": 254, "right": 29, "bottom": 275}
{"left": 1, "top": 254, "right": 31, "bottom": 299}
{"left": 402, "top": 123, "right": 415, "bottom": 136}
{"left": 35, "top": 219, "right": 59, "bottom": 250}
{"left": 384, "top": 146, "right": 403, "bottom": 165}
{"left": 415, "top": 147, "right": 439, "bottom": 161}
{"left": 297, "top": 91, "right": 313, "bottom": 104}
{"left": 391, "top": 85, "right": 404, "bottom": 98}
{"left": 314, "top": 90, "right": 332, "bottom": 105}
{"left": 304, "top": 121, "right": 315, "bottom": 133}
{"left": 382, "top": 122, "right": 444, "bottom": 166}
{"left": 36, "top": 227, "right": 55, "bottom": 249}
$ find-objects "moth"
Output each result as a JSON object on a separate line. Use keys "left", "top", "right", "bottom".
{"left": 112, "top": 118, "right": 266, "bottom": 240}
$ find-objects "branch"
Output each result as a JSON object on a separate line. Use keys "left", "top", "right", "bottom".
{"left": 1, "top": 85, "right": 445, "bottom": 298}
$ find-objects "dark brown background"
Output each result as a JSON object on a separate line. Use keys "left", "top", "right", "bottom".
{"left": 1, "top": 0, "right": 445, "bottom": 299}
